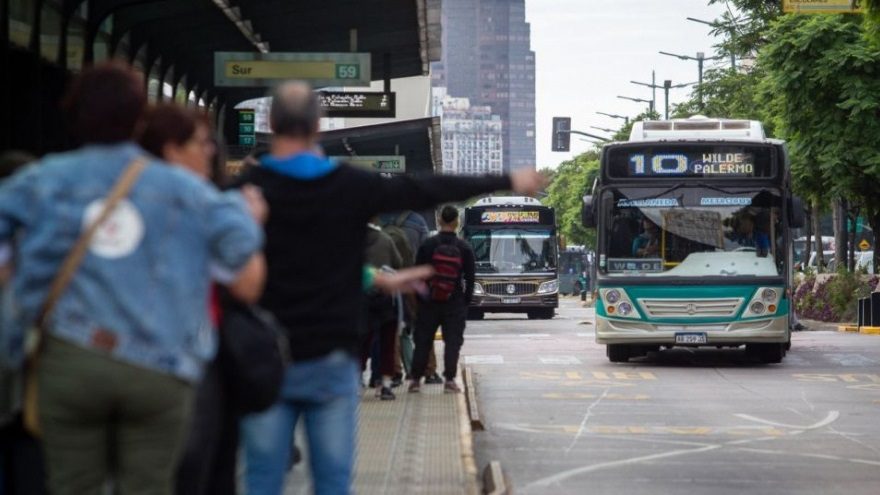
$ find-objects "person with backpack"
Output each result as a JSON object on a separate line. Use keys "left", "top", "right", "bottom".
{"left": 381, "top": 212, "right": 443, "bottom": 384}
{"left": 363, "top": 220, "right": 404, "bottom": 400}
{"left": 408, "top": 206, "right": 475, "bottom": 393}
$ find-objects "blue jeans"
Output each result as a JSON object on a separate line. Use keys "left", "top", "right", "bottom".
{"left": 241, "top": 351, "right": 360, "bottom": 495}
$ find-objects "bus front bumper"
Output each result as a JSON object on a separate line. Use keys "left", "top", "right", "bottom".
{"left": 471, "top": 294, "right": 558, "bottom": 312}
{"left": 595, "top": 315, "right": 789, "bottom": 345}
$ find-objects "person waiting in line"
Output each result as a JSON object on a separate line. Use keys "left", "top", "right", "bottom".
{"left": 363, "top": 218, "right": 404, "bottom": 400}
{"left": 236, "top": 80, "right": 544, "bottom": 495}
{"left": 408, "top": 206, "right": 477, "bottom": 394}
{"left": 632, "top": 217, "right": 661, "bottom": 258}
{"left": 138, "top": 103, "right": 268, "bottom": 495}
{"left": 0, "top": 62, "right": 265, "bottom": 495}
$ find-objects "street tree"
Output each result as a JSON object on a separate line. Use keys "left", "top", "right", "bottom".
{"left": 543, "top": 151, "right": 600, "bottom": 249}
{"left": 758, "top": 13, "right": 880, "bottom": 272}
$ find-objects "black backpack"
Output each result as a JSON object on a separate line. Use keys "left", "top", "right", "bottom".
{"left": 428, "top": 240, "right": 463, "bottom": 302}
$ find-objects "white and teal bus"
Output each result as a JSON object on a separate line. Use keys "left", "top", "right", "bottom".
{"left": 582, "top": 117, "right": 804, "bottom": 363}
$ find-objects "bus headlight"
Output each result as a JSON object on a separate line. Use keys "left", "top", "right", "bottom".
{"left": 618, "top": 302, "right": 634, "bottom": 316}
{"left": 746, "top": 287, "right": 781, "bottom": 316}
{"left": 605, "top": 289, "right": 621, "bottom": 304}
{"left": 761, "top": 288, "right": 778, "bottom": 302}
{"left": 750, "top": 301, "right": 765, "bottom": 315}
{"left": 474, "top": 282, "right": 485, "bottom": 295}
{"left": 537, "top": 280, "right": 559, "bottom": 294}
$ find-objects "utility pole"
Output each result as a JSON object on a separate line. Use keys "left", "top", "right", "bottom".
{"left": 596, "top": 111, "right": 629, "bottom": 126}
{"left": 616, "top": 95, "right": 654, "bottom": 115}
{"left": 659, "top": 51, "right": 725, "bottom": 111}
{"left": 687, "top": 17, "right": 737, "bottom": 70}
{"left": 630, "top": 79, "right": 694, "bottom": 119}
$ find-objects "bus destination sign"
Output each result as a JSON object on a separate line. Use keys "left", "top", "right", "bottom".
{"left": 607, "top": 145, "right": 774, "bottom": 179}
{"left": 481, "top": 211, "right": 541, "bottom": 224}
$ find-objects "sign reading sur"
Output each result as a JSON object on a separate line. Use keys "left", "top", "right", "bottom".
{"left": 331, "top": 156, "right": 406, "bottom": 174}
{"left": 215, "top": 52, "right": 371, "bottom": 88}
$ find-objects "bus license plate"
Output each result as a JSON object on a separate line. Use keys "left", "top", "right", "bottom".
{"left": 502, "top": 297, "right": 521, "bottom": 304}
{"left": 675, "top": 332, "right": 707, "bottom": 345}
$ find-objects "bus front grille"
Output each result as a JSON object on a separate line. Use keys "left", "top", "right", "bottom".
{"left": 485, "top": 282, "right": 539, "bottom": 296}
{"left": 637, "top": 298, "right": 743, "bottom": 318}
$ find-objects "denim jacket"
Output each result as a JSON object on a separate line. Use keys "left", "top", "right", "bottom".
{"left": 0, "top": 143, "right": 262, "bottom": 381}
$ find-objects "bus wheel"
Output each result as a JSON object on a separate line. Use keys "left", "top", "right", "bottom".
{"left": 746, "top": 343, "right": 784, "bottom": 364}
{"left": 468, "top": 309, "right": 485, "bottom": 321}
{"left": 607, "top": 344, "right": 630, "bottom": 363}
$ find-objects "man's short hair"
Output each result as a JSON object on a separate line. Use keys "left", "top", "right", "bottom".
{"left": 269, "top": 82, "right": 323, "bottom": 138}
{"left": 439, "top": 205, "right": 459, "bottom": 224}
{"left": 62, "top": 60, "right": 146, "bottom": 144}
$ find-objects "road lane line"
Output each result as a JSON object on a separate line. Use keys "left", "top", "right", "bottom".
{"left": 464, "top": 355, "right": 504, "bottom": 364}
{"left": 734, "top": 410, "right": 839, "bottom": 431}
{"left": 518, "top": 333, "right": 551, "bottom": 338}
{"left": 538, "top": 355, "right": 582, "bottom": 365}
{"left": 564, "top": 387, "right": 610, "bottom": 454}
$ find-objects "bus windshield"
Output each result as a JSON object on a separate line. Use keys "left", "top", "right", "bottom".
{"left": 467, "top": 228, "right": 557, "bottom": 274}
{"left": 602, "top": 187, "right": 783, "bottom": 277}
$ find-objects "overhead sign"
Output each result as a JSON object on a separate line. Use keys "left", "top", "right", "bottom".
{"left": 318, "top": 91, "right": 396, "bottom": 118}
{"left": 783, "top": 0, "right": 865, "bottom": 13}
{"left": 215, "top": 52, "right": 371, "bottom": 87}
{"left": 237, "top": 109, "right": 256, "bottom": 147}
{"left": 552, "top": 117, "right": 571, "bottom": 152}
{"left": 481, "top": 211, "right": 541, "bottom": 224}
{"left": 332, "top": 156, "right": 406, "bottom": 174}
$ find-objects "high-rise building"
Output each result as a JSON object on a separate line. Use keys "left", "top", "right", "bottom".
{"left": 433, "top": 87, "right": 503, "bottom": 176}
{"left": 432, "top": 0, "right": 536, "bottom": 172}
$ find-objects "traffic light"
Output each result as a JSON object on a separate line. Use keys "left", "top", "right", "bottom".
{"left": 552, "top": 117, "right": 571, "bottom": 152}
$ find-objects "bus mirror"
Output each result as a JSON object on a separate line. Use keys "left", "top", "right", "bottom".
{"left": 581, "top": 195, "right": 596, "bottom": 228}
{"left": 789, "top": 196, "right": 806, "bottom": 229}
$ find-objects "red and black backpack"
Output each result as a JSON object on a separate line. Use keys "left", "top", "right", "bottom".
{"left": 428, "top": 240, "right": 463, "bottom": 302}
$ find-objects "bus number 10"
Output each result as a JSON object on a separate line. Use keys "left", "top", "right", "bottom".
{"left": 630, "top": 154, "right": 689, "bottom": 175}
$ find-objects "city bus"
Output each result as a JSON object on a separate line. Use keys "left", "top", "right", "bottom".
{"left": 582, "top": 117, "right": 804, "bottom": 363}
{"left": 463, "top": 196, "right": 559, "bottom": 320}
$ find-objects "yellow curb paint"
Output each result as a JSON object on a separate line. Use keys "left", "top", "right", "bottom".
{"left": 838, "top": 325, "right": 859, "bottom": 333}
{"left": 859, "top": 326, "right": 880, "bottom": 335}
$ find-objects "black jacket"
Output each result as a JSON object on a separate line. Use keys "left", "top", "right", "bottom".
{"left": 416, "top": 232, "right": 476, "bottom": 305}
{"left": 241, "top": 163, "right": 508, "bottom": 361}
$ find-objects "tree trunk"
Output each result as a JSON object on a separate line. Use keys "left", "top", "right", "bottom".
{"left": 805, "top": 207, "right": 813, "bottom": 273}
{"left": 849, "top": 209, "right": 858, "bottom": 272}
{"left": 813, "top": 200, "right": 824, "bottom": 272}
{"left": 833, "top": 198, "right": 846, "bottom": 269}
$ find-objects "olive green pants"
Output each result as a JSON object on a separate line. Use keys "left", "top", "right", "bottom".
{"left": 37, "top": 337, "right": 193, "bottom": 495}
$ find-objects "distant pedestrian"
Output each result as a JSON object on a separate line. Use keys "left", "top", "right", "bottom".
{"left": 237, "top": 80, "right": 544, "bottom": 495}
{"left": 0, "top": 62, "right": 264, "bottom": 495}
{"left": 138, "top": 103, "right": 268, "bottom": 495}
{"left": 363, "top": 220, "right": 404, "bottom": 400}
{"left": 408, "top": 206, "right": 476, "bottom": 393}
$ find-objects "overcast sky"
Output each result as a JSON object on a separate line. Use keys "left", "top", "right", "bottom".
{"left": 527, "top": 0, "right": 731, "bottom": 169}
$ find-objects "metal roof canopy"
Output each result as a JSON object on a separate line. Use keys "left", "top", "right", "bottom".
{"left": 103, "top": 0, "right": 440, "bottom": 105}
{"left": 319, "top": 117, "right": 441, "bottom": 176}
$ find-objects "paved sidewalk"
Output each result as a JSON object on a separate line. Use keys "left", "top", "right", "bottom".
{"left": 285, "top": 380, "right": 479, "bottom": 494}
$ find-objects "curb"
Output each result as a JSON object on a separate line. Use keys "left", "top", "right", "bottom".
{"left": 860, "top": 326, "right": 880, "bottom": 335}
{"left": 838, "top": 325, "right": 859, "bottom": 333}
{"left": 462, "top": 366, "right": 485, "bottom": 431}
{"left": 455, "top": 379, "right": 480, "bottom": 495}
{"left": 482, "top": 460, "right": 510, "bottom": 495}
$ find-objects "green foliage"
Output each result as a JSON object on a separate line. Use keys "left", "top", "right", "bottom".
{"left": 706, "top": 0, "right": 782, "bottom": 57}
{"left": 828, "top": 269, "right": 871, "bottom": 322}
{"left": 758, "top": 14, "right": 880, "bottom": 213}
{"left": 543, "top": 151, "right": 600, "bottom": 249}
{"left": 671, "top": 66, "right": 772, "bottom": 134}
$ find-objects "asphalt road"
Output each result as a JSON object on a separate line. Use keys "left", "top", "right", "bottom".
{"left": 466, "top": 298, "right": 880, "bottom": 495}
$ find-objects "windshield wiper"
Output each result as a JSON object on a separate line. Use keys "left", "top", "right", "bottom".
{"left": 621, "top": 184, "right": 777, "bottom": 203}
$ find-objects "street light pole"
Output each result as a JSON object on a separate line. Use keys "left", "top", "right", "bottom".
{"left": 617, "top": 95, "right": 654, "bottom": 115}
{"left": 686, "top": 16, "right": 737, "bottom": 70}
{"left": 658, "top": 51, "right": 723, "bottom": 111}
{"left": 596, "top": 111, "right": 629, "bottom": 126}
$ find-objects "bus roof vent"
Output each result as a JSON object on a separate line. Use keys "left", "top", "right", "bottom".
{"left": 474, "top": 196, "right": 542, "bottom": 206}
{"left": 629, "top": 118, "right": 766, "bottom": 141}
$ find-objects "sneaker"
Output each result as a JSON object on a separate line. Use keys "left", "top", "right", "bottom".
{"left": 444, "top": 380, "right": 462, "bottom": 393}
{"left": 368, "top": 375, "right": 381, "bottom": 388}
{"left": 378, "top": 386, "right": 396, "bottom": 401}
{"left": 425, "top": 373, "right": 444, "bottom": 385}
{"left": 408, "top": 380, "right": 421, "bottom": 393}
{"left": 391, "top": 375, "right": 403, "bottom": 388}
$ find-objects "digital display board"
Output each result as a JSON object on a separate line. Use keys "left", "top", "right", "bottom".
{"left": 481, "top": 211, "right": 541, "bottom": 224}
{"left": 318, "top": 92, "right": 396, "bottom": 118}
{"left": 607, "top": 145, "right": 774, "bottom": 179}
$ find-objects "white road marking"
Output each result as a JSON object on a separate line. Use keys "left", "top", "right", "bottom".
{"left": 824, "top": 353, "right": 878, "bottom": 367}
{"left": 538, "top": 355, "right": 582, "bottom": 365}
{"left": 734, "top": 410, "right": 840, "bottom": 431}
{"left": 519, "top": 333, "right": 551, "bottom": 338}
{"left": 466, "top": 334, "right": 494, "bottom": 339}
{"left": 464, "top": 355, "right": 504, "bottom": 364}
{"left": 576, "top": 332, "right": 594, "bottom": 337}
{"left": 564, "top": 388, "right": 610, "bottom": 454}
